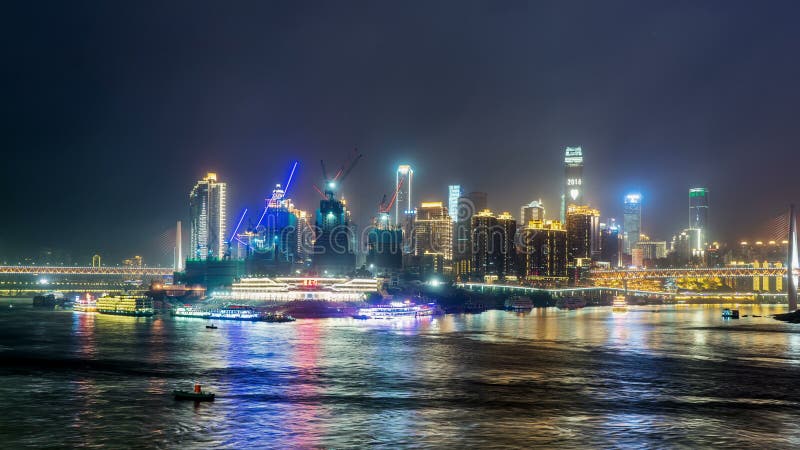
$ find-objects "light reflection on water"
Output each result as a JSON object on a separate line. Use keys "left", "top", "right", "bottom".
{"left": 1, "top": 300, "right": 800, "bottom": 447}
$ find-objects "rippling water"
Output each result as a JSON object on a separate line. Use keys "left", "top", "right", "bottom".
{"left": 2, "top": 299, "right": 800, "bottom": 448}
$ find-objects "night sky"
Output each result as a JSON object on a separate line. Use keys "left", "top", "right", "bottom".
{"left": 2, "top": 1, "right": 799, "bottom": 265}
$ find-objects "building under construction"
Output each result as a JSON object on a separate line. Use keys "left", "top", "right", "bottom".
{"left": 311, "top": 152, "right": 361, "bottom": 276}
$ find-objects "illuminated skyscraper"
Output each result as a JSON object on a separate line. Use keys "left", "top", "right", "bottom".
{"left": 561, "top": 147, "right": 584, "bottom": 221}
{"left": 395, "top": 165, "right": 413, "bottom": 225}
{"left": 414, "top": 201, "right": 453, "bottom": 273}
{"left": 453, "top": 191, "right": 488, "bottom": 266}
{"left": 471, "top": 209, "right": 515, "bottom": 280}
{"left": 496, "top": 212, "right": 517, "bottom": 279}
{"left": 189, "top": 172, "right": 227, "bottom": 260}
{"left": 448, "top": 185, "right": 462, "bottom": 222}
{"left": 623, "top": 193, "right": 641, "bottom": 255}
{"left": 599, "top": 220, "right": 622, "bottom": 267}
{"left": 396, "top": 165, "right": 414, "bottom": 254}
{"left": 471, "top": 210, "right": 498, "bottom": 280}
{"left": 689, "top": 187, "right": 709, "bottom": 252}
{"left": 312, "top": 194, "right": 355, "bottom": 275}
{"left": 566, "top": 205, "right": 600, "bottom": 263}
{"left": 521, "top": 220, "right": 568, "bottom": 279}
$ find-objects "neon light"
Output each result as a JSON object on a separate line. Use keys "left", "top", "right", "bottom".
{"left": 229, "top": 208, "right": 248, "bottom": 243}
{"left": 284, "top": 161, "right": 298, "bottom": 196}
{"left": 255, "top": 207, "right": 268, "bottom": 228}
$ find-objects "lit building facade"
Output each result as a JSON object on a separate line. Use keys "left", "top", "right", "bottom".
{"left": 635, "top": 240, "right": 667, "bottom": 263}
{"left": 395, "top": 165, "right": 413, "bottom": 225}
{"left": 520, "top": 220, "right": 568, "bottom": 279}
{"left": 520, "top": 200, "right": 545, "bottom": 226}
{"left": 453, "top": 191, "right": 488, "bottom": 265}
{"left": 395, "top": 165, "right": 414, "bottom": 253}
{"left": 599, "top": 221, "right": 622, "bottom": 267}
{"left": 689, "top": 187, "right": 709, "bottom": 252}
{"left": 122, "top": 256, "right": 143, "bottom": 268}
{"left": 562, "top": 147, "right": 584, "bottom": 221}
{"left": 623, "top": 193, "right": 641, "bottom": 255}
{"left": 496, "top": 212, "right": 517, "bottom": 279}
{"left": 471, "top": 209, "right": 515, "bottom": 281}
{"left": 414, "top": 201, "right": 453, "bottom": 265}
{"left": 448, "top": 185, "right": 462, "bottom": 222}
{"left": 189, "top": 172, "right": 228, "bottom": 260}
{"left": 234, "top": 184, "right": 310, "bottom": 276}
{"left": 566, "top": 205, "right": 600, "bottom": 263}
{"left": 312, "top": 195, "right": 355, "bottom": 276}
{"left": 471, "top": 210, "right": 498, "bottom": 280}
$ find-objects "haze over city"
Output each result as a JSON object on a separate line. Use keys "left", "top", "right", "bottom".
{"left": 5, "top": 2, "right": 800, "bottom": 449}
{"left": 2, "top": 1, "right": 800, "bottom": 265}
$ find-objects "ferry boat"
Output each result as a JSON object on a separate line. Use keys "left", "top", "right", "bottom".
{"left": 33, "top": 291, "right": 67, "bottom": 308}
{"left": 97, "top": 295, "right": 154, "bottom": 317}
{"left": 353, "top": 301, "right": 434, "bottom": 320}
{"left": 172, "top": 305, "right": 211, "bottom": 319}
{"left": 504, "top": 296, "right": 533, "bottom": 311}
{"left": 73, "top": 294, "right": 98, "bottom": 312}
{"left": 173, "top": 305, "right": 296, "bottom": 322}
{"left": 612, "top": 295, "right": 628, "bottom": 312}
{"left": 556, "top": 297, "right": 586, "bottom": 310}
{"left": 208, "top": 305, "right": 261, "bottom": 321}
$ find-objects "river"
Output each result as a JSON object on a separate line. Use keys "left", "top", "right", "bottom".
{"left": 1, "top": 299, "right": 799, "bottom": 448}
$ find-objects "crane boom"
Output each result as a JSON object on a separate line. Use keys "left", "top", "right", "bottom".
{"left": 380, "top": 172, "right": 406, "bottom": 213}
{"left": 339, "top": 152, "right": 363, "bottom": 183}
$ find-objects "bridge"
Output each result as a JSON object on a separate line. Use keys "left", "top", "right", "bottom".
{"left": 0, "top": 266, "right": 175, "bottom": 295}
{"left": 590, "top": 267, "right": 789, "bottom": 281}
{"left": 457, "top": 282, "right": 664, "bottom": 297}
{"left": 0, "top": 266, "right": 174, "bottom": 276}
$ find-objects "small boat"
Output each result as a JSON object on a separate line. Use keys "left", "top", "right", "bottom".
{"left": 611, "top": 295, "right": 628, "bottom": 312}
{"left": 174, "top": 384, "right": 215, "bottom": 401}
{"left": 722, "top": 308, "right": 739, "bottom": 319}
{"left": 556, "top": 298, "right": 586, "bottom": 310}
{"left": 206, "top": 324, "right": 218, "bottom": 329}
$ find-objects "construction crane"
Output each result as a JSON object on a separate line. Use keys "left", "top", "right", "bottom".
{"left": 314, "top": 148, "right": 363, "bottom": 201}
{"left": 375, "top": 170, "right": 407, "bottom": 225}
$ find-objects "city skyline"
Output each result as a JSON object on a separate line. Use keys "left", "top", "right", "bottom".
{"left": 1, "top": 150, "right": 797, "bottom": 267}
{"left": 2, "top": 2, "right": 800, "bottom": 264}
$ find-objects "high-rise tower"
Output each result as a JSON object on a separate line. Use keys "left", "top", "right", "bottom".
{"left": 623, "top": 193, "right": 641, "bottom": 255}
{"left": 689, "top": 187, "right": 709, "bottom": 252}
{"left": 189, "top": 172, "right": 227, "bottom": 260}
{"left": 566, "top": 205, "right": 600, "bottom": 263}
{"left": 562, "top": 147, "right": 584, "bottom": 221}
{"left": 448, "top": 185, "right": 462, "bottom": 222}
{"left": 395, "top": 165, "right": 413, "bottom": 225}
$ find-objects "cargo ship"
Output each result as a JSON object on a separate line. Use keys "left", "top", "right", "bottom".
{"left": 96, "top": 295, "right": 154, "bottom": 317}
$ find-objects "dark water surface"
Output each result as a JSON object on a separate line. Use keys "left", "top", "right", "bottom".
{"left": 2, "top": 299, "right": 800, "bottom": 448}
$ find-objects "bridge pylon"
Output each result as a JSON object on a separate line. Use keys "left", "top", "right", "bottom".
{"left": 789, "top": 204, "right": 798, "bottom": 311}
